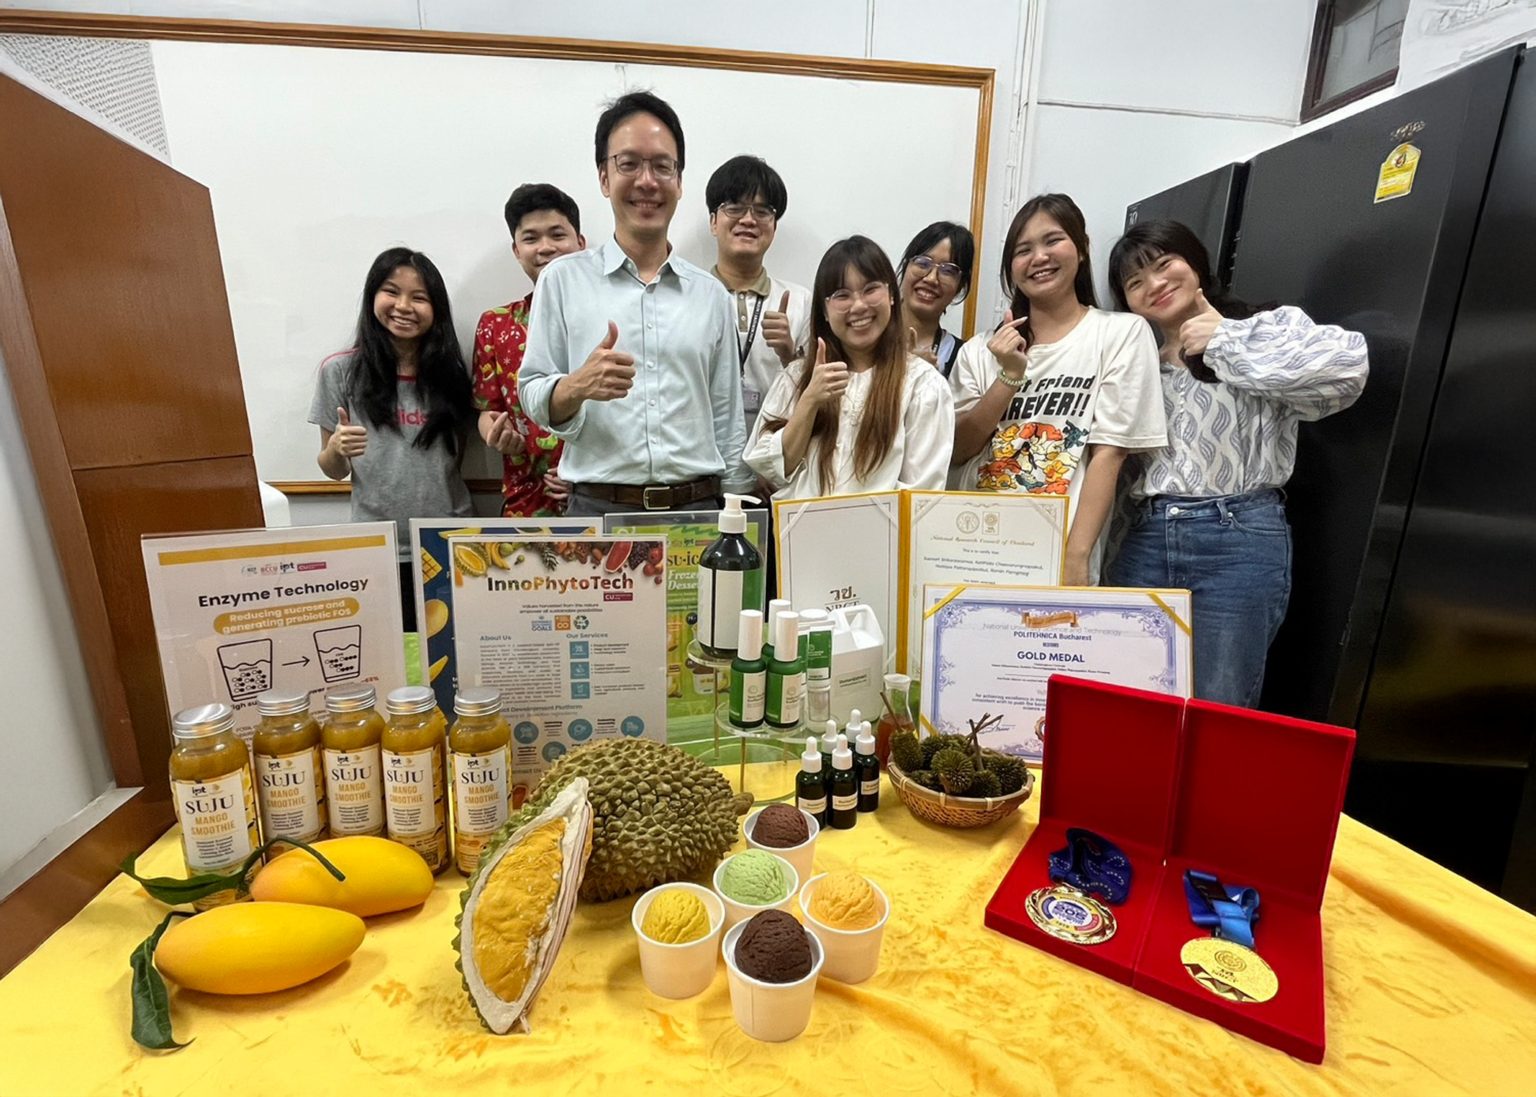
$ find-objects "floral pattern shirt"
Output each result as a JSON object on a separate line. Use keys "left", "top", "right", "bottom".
{"left": 472, "top": 293, "right": 564, "bottom": 515}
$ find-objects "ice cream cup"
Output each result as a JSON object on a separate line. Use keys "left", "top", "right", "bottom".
{"left": 721, "top": 919, "right": 824, "bottom": 1042}
{"left": 631, "top": 883, "right": 725, "bottom": 1000}
{"left": 797, "top": 874, "right": 891, "bottom": 984}
{"left": 712, "top": 852, "right": 799, "bottom": 933}
{"left": 743, "top": 806, "right": 820, "bottom": 884}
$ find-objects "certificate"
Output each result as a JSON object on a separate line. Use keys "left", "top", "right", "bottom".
{"left": 899, "top": 491, "right": 1067, "bottom": 677}
{"left": 775, "top": 492, "right": 901, "bottom": 671}
{"left": 920, "top": 584, "right": 1192, "bottom": 763}
{"left": 448, "top": 534, "right": 667, "bottom": 801}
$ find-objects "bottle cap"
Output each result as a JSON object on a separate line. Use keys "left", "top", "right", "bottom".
{"left": 255, "top": 689, "right": 310, "bottom": 718}
{"left": 856, "top": 721, "right": 876, "bottom": 755}
{"left": 849, "top": 708, "right": 863, "bottom": 732}
{"left": 454, "top": 686, "right": 503, "bottom": 717}
{"left": 832, "top": 733, "right": 853, "bottom": 769}
{"left": 718, "top": 492, "right": 759, "bottom": 534}
{"left": 798, "top": 608, "right": 831, "bottom": 628}
{"left": 773, "top": 611, "right": 799, "bottom": 659}
{"left": 736, "top": 609, "right": 764, "bottom": 661}
{"left": 386, "top": 685, "right": 438, "bottom": 716}
{"left": 171, "top": 703, "right": 235, "bottom": 741}
{"left": 801, "top": 735, "right": 822, "bottom": 773}
{"left": 324, "top": 684, "right": 378, "bottom": 714}
{"left": 820, "top": 719, "right": 839, "bottom": 753}
{"left": 883, "top": 672, "right": 911, "bottom": 689}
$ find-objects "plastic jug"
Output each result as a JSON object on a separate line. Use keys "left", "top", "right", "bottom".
{"left": 829, "top": 605, "right": 885, "bottom": 727}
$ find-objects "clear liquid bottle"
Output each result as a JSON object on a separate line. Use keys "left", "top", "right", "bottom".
{"left": 382, "top": 685, "right": 450, "bottom": 874}
{"left": 169, "top": 703, "right": 261, "bottom": 910}
{"left": 876, "top": 673, "right": 915, "bottom": 769}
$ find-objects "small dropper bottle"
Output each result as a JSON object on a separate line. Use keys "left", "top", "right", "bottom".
{"left": 796, "top": 736, "right": 827, "bottom": 827}
{"left": 854, "top": 718, "right": 880, "bottom": 813}
{"left": 819, "top": 718, "right": 839, "bottom": 774}
{"left": 829, "top": 733, "right": 857, "bottom": 830}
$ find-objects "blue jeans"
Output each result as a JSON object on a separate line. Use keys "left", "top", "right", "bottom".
{"left": 1105, "top": 490, "right": 1292, "bottom": 708}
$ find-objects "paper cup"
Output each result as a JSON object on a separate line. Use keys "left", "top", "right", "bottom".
{"left": 712, "top": 852, "right": 799, "bottom": 932}
{"left": 797, "top": 874, "right": 890, "bottom": 984}
{"left": 721, "top": 918, "right": 824, "bottom": 1042}
{"left": 743, "top": 806, "right": 819, "bottom": 883}
{"left": 631, "top": 883, "right": 725, "bottom": 1000}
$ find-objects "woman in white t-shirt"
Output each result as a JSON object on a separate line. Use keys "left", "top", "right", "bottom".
{"left": 950, "top": 193, "right": 1165, "bottom": 584}
{"left": 745, "top": 235, "right": 954, "bottom": 500}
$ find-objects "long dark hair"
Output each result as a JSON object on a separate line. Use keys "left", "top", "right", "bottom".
{"left": 998, "top": 193, "right": 1097, "bottom": 350}
{"left": 1106, "top": 220, "right": 1255, "bottom": 381}
{"left": 899, "top": 220, "right": 976, "bottom": 303}
{"left": 346, "top": 247, "right": 473, "bottom": 454}
{"left": 762, "top": 236, "right": 908, "bottom": 495}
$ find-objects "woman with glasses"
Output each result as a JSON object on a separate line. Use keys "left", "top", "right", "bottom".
{"left": 745, "top": 235, "right": 954, "bottom": 500}
{"left": 950, "top": 193, "right": 1165, "bottom": 585}
{"left": 898, "top": 221, "right": 975, "bottom": 379}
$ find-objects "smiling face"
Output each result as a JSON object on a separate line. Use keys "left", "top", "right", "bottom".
{"left": 372, "top": 265, "right": 433, "bottom": 344}
{"left": 512, "top": 209, "right": 585, "bottom": 284}
{"left": 900, "top": 238, "right": 961, "bottom": 324}
{"left": 1009, "top": 212, "right": 1081, "bottom": 304}
{"left": 599, "top": 111, "right": 681, "bottom": 244}
{"left": 826, "top": 262, "right": 892, "bottom": 359}
{"left": 1120, "top": 249, "right": 1202, "bottom": 331}
{"left": 710, "top": 191, "right": 776, "bottom": 268}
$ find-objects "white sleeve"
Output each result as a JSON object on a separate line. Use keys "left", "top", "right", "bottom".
{"left": 743, "top": 362, "right": 805, "bottom": 489}
{"left": 705, "top": 289, "right": 754, "bottom": 493}
{"left": 898, "top": 360, "right": 956, "bottom": 490}
{"left": 948, "top": 332, "right": 993, "bottom": 415}
{"left": 516, "top": 265, "right": 586, "bottom": 438}
{"left": 1087, "top": 316, "right": 1166, "bottom": 451}
{"left": 1204, "top": 306, "right": 1369, "bottom": 422}
{"left": 789, "top": 285, "right": 813, "bottom": 359}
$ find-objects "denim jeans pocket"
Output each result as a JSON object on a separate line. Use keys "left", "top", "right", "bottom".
{"left": 1227, "top": 503, "right": 1289, "bottom": 537}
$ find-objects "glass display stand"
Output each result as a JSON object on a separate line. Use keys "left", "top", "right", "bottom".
{"left": 686, "top": 640, "right": 802, "bottom": 804}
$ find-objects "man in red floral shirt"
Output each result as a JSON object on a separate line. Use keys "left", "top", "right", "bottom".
{"left": 474, "top": 183, "right": 587, "bottom": 515}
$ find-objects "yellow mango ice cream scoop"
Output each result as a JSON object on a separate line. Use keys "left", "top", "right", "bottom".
{"left": 809, "top": 871, "right": 881, "bottom": 930}
{"left": 642, "top": 889, "right": 712, "bottom": 944}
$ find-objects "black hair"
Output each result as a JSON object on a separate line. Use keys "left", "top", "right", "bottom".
{"left": 594, "top": 90, "right": 686, "bottom": 172}
{"left": 345, "top": 247, "right": 473, "bottom": 455}
{"left": 1106, "top": 219, "right": 1252, "bottom": 319}
{"left": 899, "top": 220, "right": 976, "bottom": 303}
{"left": 704, "top": 155, "right": 788, "bottom": 219}
{"left": 503, "top": 183, "right": 582, "bottom": 238}
{"left": 999, "top": 193, "right": 1098, "bottom": 350}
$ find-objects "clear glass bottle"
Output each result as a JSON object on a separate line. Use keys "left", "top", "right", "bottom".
{"left": 449, "top": 687, "right": 512, "bottom": 875}
{"left": 876, "top": 673, "right": 915, "bottom": 769}
{"left": 382, "top": 685, "right": 450, "bottom": 874}
{"left": 169, "top": 703, "right": 261, "bottom": 910}
{"left": 252, "top": 689, "right": 327, "bottom": 852}
{"left": 322, "top": 684, "right": 386, "bottom": 838}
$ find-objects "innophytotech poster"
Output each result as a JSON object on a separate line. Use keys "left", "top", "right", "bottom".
{"left": 141, "top": 523, "right": 406, "bottom": 745}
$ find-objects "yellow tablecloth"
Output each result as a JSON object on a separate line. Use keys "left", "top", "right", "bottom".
{"left": 2, "top": 787, "right": 1534, "bottom": 1097}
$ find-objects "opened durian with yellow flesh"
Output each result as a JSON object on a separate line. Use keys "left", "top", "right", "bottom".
{"left": 456, "top": 778, "right": 593, "bottom": 1034}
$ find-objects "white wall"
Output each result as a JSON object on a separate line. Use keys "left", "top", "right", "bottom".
{"left": 0, "top": 346, "right": 117, "bottom": 893}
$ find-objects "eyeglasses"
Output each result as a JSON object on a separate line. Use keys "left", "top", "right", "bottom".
{"left": 826, "top": 282, "right": 891, "bottom": 311}
{"left": 908, "top": 255, "right": 963, "bottom": 283}
{"left": 716, "top": 202, "right": 778, "bottom": 223}
{"left": 607, "top": 153, "right": 679, "bottom": 180}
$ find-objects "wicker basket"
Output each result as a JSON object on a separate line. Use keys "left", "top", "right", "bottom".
{"left": 887, "top": 763, "right": 1035, "bottom": 828}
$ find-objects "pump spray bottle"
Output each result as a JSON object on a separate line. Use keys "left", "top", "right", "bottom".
{"left": 696, "top": 494, "right": 762, "bottom": 658}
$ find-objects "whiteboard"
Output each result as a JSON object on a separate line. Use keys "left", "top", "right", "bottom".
{"left": 148, "top": 41, "right": 984, "bottom": 484}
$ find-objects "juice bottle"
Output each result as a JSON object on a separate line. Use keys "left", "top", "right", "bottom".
{"left": 251, "top": 689, "right": 327, "bottom": 853}
{"left": 382, "top": 685, "right": 450, "bottom": 874}
{"left": 875, "top": 673, "right": 915, "bottom": 768}
{"left": 322, "top": 684, "right": 386, "bottom": 838}
{"left": 169, "top": 703, "right": 261, "bottom": 910}
{"left": 449, "top": 687, "right": 512, "bottom": 875}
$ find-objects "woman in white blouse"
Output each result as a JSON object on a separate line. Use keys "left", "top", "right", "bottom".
{"left": 1106, "top": 219, "right": 1369, "bottom": 708}
{"left": 745, "top": 235, "right": 954, "bottom": 500}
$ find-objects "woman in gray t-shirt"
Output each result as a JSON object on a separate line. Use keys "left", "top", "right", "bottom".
{"left": 309, "top": 247, "right": 475, "bottom": 627}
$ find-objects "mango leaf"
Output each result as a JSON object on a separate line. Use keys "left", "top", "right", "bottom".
{"left": 120, "top": 837, "right": 345, "bottom": 907}
{"left": 129, "top": 911, "right": 192, "bottom": 1051}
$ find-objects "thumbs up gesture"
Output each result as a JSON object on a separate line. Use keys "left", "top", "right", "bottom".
{"left": 571, "top": 321, "right": 636, "bottom": 402}
{"left": 803, "top": 338, "right": 849, "bottom": 408}
{"left": 986, "top": 309, "right": 1030, "bottom": 381}
{"left": 329, "top": 406, "right": 368, "bottom": 459}
{"left": 908, "top": 326, "right": 938, "bottom": 368}
{"left": 762, "top": 290, "right": 798, "bottom": 366}
{"left": 1177, "top": 289, "right": 1224, "bottom": 362}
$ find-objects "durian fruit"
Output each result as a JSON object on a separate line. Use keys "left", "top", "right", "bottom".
{"left": 921, "top": 734, "right": 970, "bottom": 767}
{"left": 931, "top": 747, "right": 975, "bottom": 795}
{"left": 910, "top": 769, "right": 940, "bottom": 791}
{"left": 527, "top": 739, "right": 752, "bottom": 901}
{"left": 969, "top": 770, "right": 1003, "bottom": 799}
{"left": 456, "top": 778, "right": 593, "bottom": 1034}
{"left": 890, "top": 728, "right": 923, "bottom": 773}
{"left": 984, "top": 752, "right": 1028, "bottom": 795}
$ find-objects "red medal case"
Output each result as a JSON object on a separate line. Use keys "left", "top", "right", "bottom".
{"left": 984, "top": 675, "right": 1355, "bottom": 1062}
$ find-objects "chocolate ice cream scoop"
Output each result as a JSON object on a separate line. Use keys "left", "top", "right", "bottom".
{"left": 734, "top": 910, "right": 814, "bottom": 984}
{"left": 752, "top": 804, "right": 810, "bottom": 849}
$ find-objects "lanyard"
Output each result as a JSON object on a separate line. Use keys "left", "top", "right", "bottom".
{"left": 1048, "top": 828, "right": 1133, "bottom": 905}
{"left": 1184, "top": 869, "right": 1261, "bottom": 948}
{"left": 737, "top": 292, "right": 767, "bottom": 370}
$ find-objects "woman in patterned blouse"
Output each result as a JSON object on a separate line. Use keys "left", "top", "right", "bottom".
{"left": 1105, "top": 219, "right": 1369, "bottom": 708}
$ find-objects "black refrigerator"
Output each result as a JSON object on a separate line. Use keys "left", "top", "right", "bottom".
{"left": 1124, "top": 47, "right": 1536, "bottom": 905}
{"left": 1123, "top": 162, "right": 1247, "bottom": 297}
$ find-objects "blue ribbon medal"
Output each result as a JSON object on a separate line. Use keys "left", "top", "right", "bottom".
{"left": 1025, "top": 830, "right": 1132, "bottom": 946}
{"left": 1179, "top": 869, "right": 1279, "bottom": 1003}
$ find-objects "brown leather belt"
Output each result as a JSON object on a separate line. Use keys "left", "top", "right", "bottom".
{"left": 574, "top": 475, "right": 721, "bottom": 511}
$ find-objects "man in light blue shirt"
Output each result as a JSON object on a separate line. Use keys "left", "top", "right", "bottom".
{"left": 518, "top": 91, "right": 753, "bottom": 515}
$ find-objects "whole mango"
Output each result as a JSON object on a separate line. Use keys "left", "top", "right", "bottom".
{"left": 154, "top": 902, "right": 364, "bottom": 994}
{"left": 250, "top": 837, "right": 433, "bottom": 917}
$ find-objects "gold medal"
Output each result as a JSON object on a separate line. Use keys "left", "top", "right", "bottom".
{"left": 1180, "top": 937, "right": 1278, "bottom": 1004}
{"left": 1025, "top": 886, "right": 1117, "bottom": 945}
